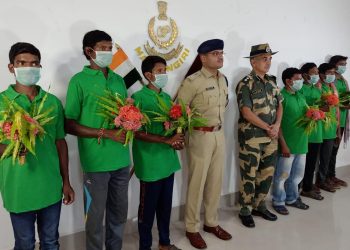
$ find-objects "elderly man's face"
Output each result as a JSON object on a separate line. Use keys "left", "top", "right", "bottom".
{"left": 251, "top": 54, "right": 272, "bottom": 74}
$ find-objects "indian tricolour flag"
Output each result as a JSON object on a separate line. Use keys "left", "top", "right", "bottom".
{"left": 109, "top": 44, "right": 144, "bottom": 95}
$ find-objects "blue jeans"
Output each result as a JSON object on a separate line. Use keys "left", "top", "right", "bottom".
{"left": 10, "top": 201, "right": 62, "bottom": 250}
{"left": 272, "top": 154, "right": 306, "bottom": 205}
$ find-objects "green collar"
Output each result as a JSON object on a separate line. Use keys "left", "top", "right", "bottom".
{"left": 82, "top": 65, "right": 113, "bottom": 77}
{"left": 142, "top": 85, "right": 166, "bottom": 97}
{"left": 5, "top": 85, "right": 45, "bottom": 101}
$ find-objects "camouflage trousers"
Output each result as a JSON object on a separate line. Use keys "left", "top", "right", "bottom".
{"left": 238, "top": 139, "right": 278, "bottom": 216}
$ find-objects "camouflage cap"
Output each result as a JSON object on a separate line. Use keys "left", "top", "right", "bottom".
{"left": 244, "top": 43, "right": 278, "bottom": 58}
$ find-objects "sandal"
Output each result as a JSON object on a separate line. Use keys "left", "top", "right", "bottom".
{"left": 286, "top": 199, "right": 309, "bottom": 210}
{"left": 272, "top": 205, "right": 289, "bottom": 215}
{"left": 301, "top": 190, "right": 324, "bottom": 200}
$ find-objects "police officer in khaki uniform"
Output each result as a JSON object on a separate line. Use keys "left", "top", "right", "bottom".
{"left": 177, "top": 39, "right": 231, "bottom": 249}
{"left": 235, "top": 43, "right": 283, "bottom": 228}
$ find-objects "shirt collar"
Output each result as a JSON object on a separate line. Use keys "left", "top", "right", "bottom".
{"left": 5, "top": 85, "right": 45, "bottom": 101}
{"left": 142, "top": 85, "right": 165, "bottom": 97}
{"left": 82, "top": 65, "right": 113, "bottom": 77}
{"left": 201, "top": 67, "right": 222, "bottom": 79}
{"left": 251, "top": 70, "right": 269, "bottom": 82}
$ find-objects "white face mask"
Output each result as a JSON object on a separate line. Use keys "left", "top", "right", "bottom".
{"left": 92, "top": 51, "right": 113, "bottom": 68}
{"left": 14, "top": 67, "right": 41, "bottom": 86}
{"left": 308, "top": 74, "right": 320, "bottom": 85}
{"left": 325, "top": 74, "right": 335, "bottom": 84}
{"left": 152, "top": 74, "right": 168, "bottom": 89}
{"left": 291, "top": 79, "right": 303, "bottom": 92}
{"left": 337, "top": 65, "right": 346, "bottom": 75}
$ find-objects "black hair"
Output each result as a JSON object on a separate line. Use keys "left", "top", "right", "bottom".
{"left": 9, "top": 42, "right": 41, "bottom": 64}
{"left": 300, "top": 62, "right": 317, "bottom": 75}
{"left": 329, "top": 55, "right": 348, "bottom": 66}
{"left": 82, "top": 30, "right": 112, "bottom": 60}
{"left": 141, "top": 56, "right": 167, "bottom": 78}
{"left": 318, "top": 63, "right": 336, "bottom": 75}
{"left": 282, "top": 67, "right": 302, "bottom": 85}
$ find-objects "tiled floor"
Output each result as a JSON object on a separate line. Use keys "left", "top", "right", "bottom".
{"left": 61, "top": 176, "right": 350, "bottom": 250}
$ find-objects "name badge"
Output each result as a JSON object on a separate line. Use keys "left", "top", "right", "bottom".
{"left": 206, "top": 86, "right": 215, "bottom": 91}
{"left": 252, "top": 88, "right": 263, "bottom": 95}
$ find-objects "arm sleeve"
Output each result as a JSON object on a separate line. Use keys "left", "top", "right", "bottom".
{"left": 64, "top": 78, "right": 83, "bottom": 120}
{"left": 55, "top": 99, "right": 66, "bottom": 140}
{"left": 177, "top": 78, "right": 197, "bottom": 106}
{"left": 236, "top": 82, "right": 253, "bottom": 109}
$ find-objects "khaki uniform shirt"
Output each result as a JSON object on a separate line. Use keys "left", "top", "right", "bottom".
{"left": 177, "top": 67, "right": 228, "bottom": 127}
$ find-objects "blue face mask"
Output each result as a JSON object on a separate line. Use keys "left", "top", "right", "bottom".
{"left": 337, "top": 65, "right": 346, "bottom": 75}
{"left": 14, "top": 67, "right": 41, "bottom": 86}
{"left": 291, "top": 79, "right": 303, "bottom": 92}
{"left": 152, "top": 74, "right": 168, "bottom": 89}
{"left": 92, "top": 51, "right": 113, "bottom": 68}
{"left": 308, "top": 74, "right": 319, "bottom": 85}
{"left": 325, "top": 74, "right": 335, "bottom": 84}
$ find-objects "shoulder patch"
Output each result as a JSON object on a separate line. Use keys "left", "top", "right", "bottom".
{"left": 187, "top": 71, "right": 201, "bottom": 81}
{"left": 268, "top": 74, "right": 277, "bottom": 82}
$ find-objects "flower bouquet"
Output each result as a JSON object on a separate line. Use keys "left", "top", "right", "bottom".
{"left": 96, "top": 91, "right": 150, "bottom": 146}
{"left": 149, "top": 97, "right": 207, "bottom": 136}
{"left": 317, "top": 92, "right": 339, "bottom": 107}
{"left": 296, "top": 106, "right": 335, "bottom": 135}
{"left": 338, "top": 91, "right": 350, "bottom": 108}
{"left": 0, "top": 93, "right": 55, "bottom": 165}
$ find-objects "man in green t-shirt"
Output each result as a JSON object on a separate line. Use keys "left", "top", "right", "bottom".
{"left": 132, "top": 56, "right": 183, "bottom": 250}
{"left": 64, "top": 30, "right": 130, "bottom": 250}
{"left": 272, "top": 68, "right": 309, "bottom": 215}
{"left": 315, "top": 63, "right": 339, "bottom": 192}
{"left": 0, "top": 42, "right": 74, "bottom": 250}
{"left": 299, "top": 63, "right": 325, "bottom": 200}
{"left": 327, "top": 55, "right": 349, "bottom": 187}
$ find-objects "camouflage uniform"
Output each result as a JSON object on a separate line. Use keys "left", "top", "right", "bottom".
{"left": 235, "top": 70, "right": 283, "bottom": 216}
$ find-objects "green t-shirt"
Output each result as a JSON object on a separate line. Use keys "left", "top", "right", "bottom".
{"left": 280, "top": 88, "right": 308, "bottom": 154}
{"left": 335, "top": 78, "right": 348, "bottom": 128}
{"left": 131, "top": 86, "right": 181, "bottom": 182}
{"left": 321, "top": 83, "right": 337, "bottom": 139}
{"left": 0, "top": 85, "right": 65, "bottom": 213}
{"left": 65, "top": 66, "right": 130, "bottom": 172}
{"left": 300, "top": 83, "right": 323, "bottom": 143}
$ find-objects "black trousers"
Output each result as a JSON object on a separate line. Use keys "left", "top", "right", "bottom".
{"left": 328, "top": 127, "right": 345, "bottom": 178}
{"left": 302, "top": 143, "right": 321, "bottom": 192}
{"left": 317, "top": 139, "right": 335, "bottom": 184}
{"left": 138, "top": 174, "right": 174, "bottom": 250}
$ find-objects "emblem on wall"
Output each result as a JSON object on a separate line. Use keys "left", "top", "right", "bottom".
{"left": 135, "top": 1, "right": 190, "bottom": 71}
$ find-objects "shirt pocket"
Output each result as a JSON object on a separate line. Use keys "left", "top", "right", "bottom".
{"left": 198, "top": 90, "right": 218, "bottom": 106}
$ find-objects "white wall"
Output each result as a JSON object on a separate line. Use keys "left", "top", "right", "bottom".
{"left": 1, "top": 0, "right": 350, "bottom": 249}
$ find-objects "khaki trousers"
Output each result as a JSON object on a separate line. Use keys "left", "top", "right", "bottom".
{"left": 185, "top": 129, "right": 225, "bottom": 232}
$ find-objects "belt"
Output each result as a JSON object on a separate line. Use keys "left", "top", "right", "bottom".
{"left": 194, "top": 125, "right": 222, "bottom": 132}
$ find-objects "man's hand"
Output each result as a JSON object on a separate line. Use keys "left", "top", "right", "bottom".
{"left": 62, "top": 183, "right": 75, "bottom": 205}
{"left": 267, "top": 123, "right": 280, "bottom": 139}
{"left": 104, "top": 129, "right": 126, "bottom": 144}
{"left": 166, "top": 133, "right": 185, "bottom": 150}
{"left": 280, "top": 144, "right": 291, "bottom": 158}
{"left": 320, "top": 105, "right": 330, "bottom": 112}
{"left": 335, "top": 127, "right": 342, "bottom": 146}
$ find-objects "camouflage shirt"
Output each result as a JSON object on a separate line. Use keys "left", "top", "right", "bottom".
{"left": 235, "top": 70, "right": 283, "bottom": 144}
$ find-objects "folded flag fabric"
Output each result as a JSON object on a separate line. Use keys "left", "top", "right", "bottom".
{"left": 110, "top": 43, "right": 144, "bottom": 95}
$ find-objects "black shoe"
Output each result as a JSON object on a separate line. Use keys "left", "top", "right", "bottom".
{"left": 251, "top": 209, "right": 278, "bottom": 221}
{"left": 238, "top": 214, "right": 255, "bottom": 228}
